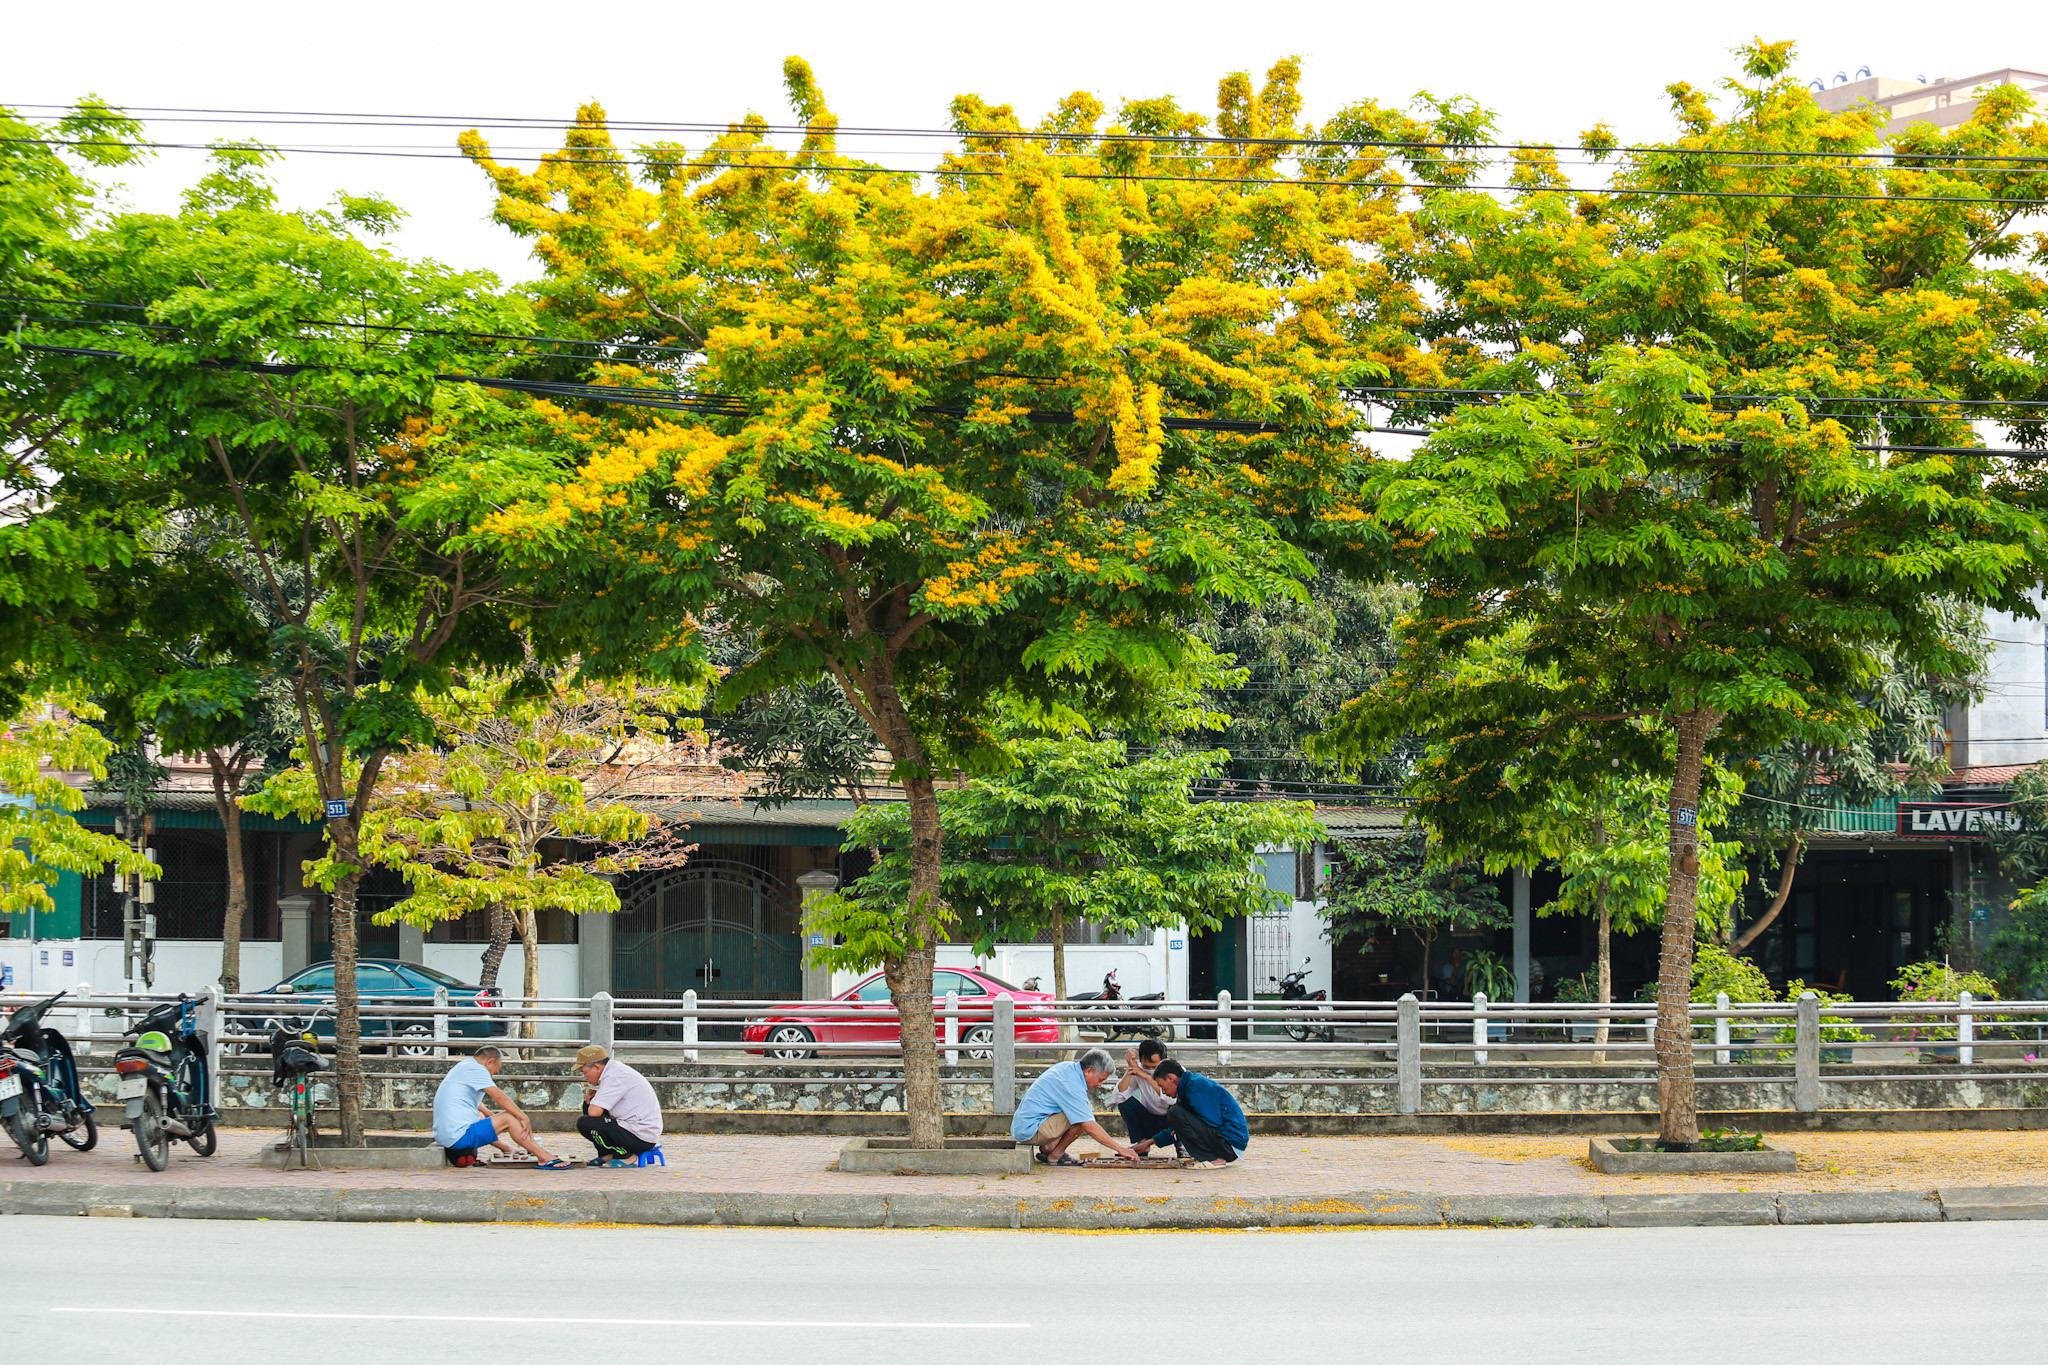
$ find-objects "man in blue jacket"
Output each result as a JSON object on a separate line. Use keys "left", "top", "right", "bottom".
{"left": 1137, "top": 1060, "right": 1249, "bottom": 1167}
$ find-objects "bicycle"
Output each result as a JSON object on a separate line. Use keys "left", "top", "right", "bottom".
{"left": 267, "top": 1008, "right": 331, "bottom": 1168}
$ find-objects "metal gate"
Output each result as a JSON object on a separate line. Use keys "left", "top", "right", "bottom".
{"left": 611, "top": 859, "right": 801, "bottom": 1000}
{"left": 1250, "top": 912, "right": 1293, "bottom": 995}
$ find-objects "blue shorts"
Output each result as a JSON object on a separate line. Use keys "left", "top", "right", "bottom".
{"left": 449, "top": 1117, "right": 498, "bottom": 1151}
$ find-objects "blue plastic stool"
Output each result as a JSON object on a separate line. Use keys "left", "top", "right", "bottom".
{"left": 635, "top": 1146, "right": 666, "bottom": 1167}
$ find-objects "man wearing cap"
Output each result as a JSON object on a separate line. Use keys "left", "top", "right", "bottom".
{"left": 574, "top": 1045, "right": 663, "bottom": 1166}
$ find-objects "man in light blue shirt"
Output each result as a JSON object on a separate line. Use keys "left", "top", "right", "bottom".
{"left": 432, "top": 1046, "right": 566, "bottom": 1167}
{"left": 1010, "top": 1048, "right": 1141, "bottom": 1166}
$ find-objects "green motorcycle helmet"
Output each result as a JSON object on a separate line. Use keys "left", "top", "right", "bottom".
{"left": 135, "top": 1030, "right": 173, "bottom": 1053}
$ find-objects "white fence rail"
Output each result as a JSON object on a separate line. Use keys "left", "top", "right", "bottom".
{"left": 7, "top": 986, "right": 2044, "bottom": 1119}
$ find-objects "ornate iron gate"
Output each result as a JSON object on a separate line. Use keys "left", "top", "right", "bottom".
{"left": 612, "top": 859, "right": 801, "bottom": 1000}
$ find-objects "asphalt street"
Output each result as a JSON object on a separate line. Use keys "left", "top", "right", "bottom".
{"left": 14, "top": 1216, "right": 2047, "bottom": 1363}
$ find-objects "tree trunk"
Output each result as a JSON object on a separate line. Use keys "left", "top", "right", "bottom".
{"left": 478, "top": 902, "right": 513, "bottom": 989}
{"left": 1731, "top": 832, "right": 1804, "bottom": 953}
{"left": 1051, "top": 903, "right": 1073, "bottom": 1045}
{"left": 885, "top": 765, "right": 944, "bottom": 1149}
{"left": 208, "top": 753, "right": 250, "bottom": 994}
{"left": 517, "top": 905, "right": 540, "bottom": 1044}
{"left": 325, "top": 826, "right": 367, "bottom": 1147}
{"left": 1416, "top": 928, "right": 1433, "bottom": 1003}
{"left": 1654, "top": 706, "right": 1722, "bottom": 1150}
{"left": 1592, "top": 894, "right": 1612, "bottom": 1064}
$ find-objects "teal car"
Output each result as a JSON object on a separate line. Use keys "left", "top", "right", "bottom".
{"left": 251, "top": 959, "right": 507, "bottom": 1054}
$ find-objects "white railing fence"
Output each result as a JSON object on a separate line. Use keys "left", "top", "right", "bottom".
{"left": 6, "top": 986, "right": 2044, "bottom": 1120}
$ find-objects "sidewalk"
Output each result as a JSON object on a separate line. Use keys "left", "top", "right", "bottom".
{"left": 9, "top": 1127, "right": 2048, "bottom": 1198}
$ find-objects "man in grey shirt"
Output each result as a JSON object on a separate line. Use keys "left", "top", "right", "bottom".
{"left": 574, "top": 1045, "right": 663, "bottom": 1166}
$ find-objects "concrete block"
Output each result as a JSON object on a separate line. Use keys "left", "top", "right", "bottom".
{"left": 335, "top": 1188, "right": 498, "bottom": 1223}
{"left": 608, "top": 1192, "right": 720, "bottom": 1226}
{"left": 1777, "top": 1191, "right": 1942, "bottom": 1225}
{"left": 1269, "top": 1192, "right": 1444, "bottom": 1227}
{"left": 885, "top": 1194, "right": 1020, "bottom": 1229}
{"left": 0, "top": 1182, "right": 90, "bottom": 1217}
{"left": 1445, "top": 1195, "right": 1608, "bottom": 1228}
{"left": 171, "top": 1187, "right": 341, "bottom": 1222}
{"left": 75, "top": 1184, "right": 177, "bottom": 1219}
{"left": 258, "top": 1139, "right": 445, "bottom": 1170}
{"left": 1938, "top": 1185, "right": 2048, "bottom": 1220}
{"left": 1589, "top": 1137, "right": 1797, "bottom": 1175}
{"left": 1605, "top": 1193, "right": 1779, "bottom": 1227}
{"left": 1018, "top": 1194, "right": 1276, "bottom": 1230}
{"left": 838, "top": 1137, "right": 1032, "bottom": 1175}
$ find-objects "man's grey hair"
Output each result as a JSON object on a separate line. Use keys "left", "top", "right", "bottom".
{"left": 1077, "top": 1048, "right": 1114, "bottom": 1075}
{"left": 474, "top": 1046, "right": 503, "bottom": 1064}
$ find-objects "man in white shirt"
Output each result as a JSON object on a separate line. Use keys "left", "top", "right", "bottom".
{"left": 1113, "top": 1040, "right": 1174, "bottom": 1154}
{"left": 574, "top": 1045, "right": 663, "bottom": 1166}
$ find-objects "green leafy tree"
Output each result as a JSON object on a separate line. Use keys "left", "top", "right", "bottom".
{"left": 346, "top": 666, "right": 727, "bottom": 1030}
{"left": 39, "top": 151, "right": 545, "bottom": 1143}
{"left": 462, "top": 61, "right": 1411, "bottom": 1146}
{"left": 0, "top": 698, "right": 156, "bottom": 917}
{"left": 1317, "top": 834, "right": 1509, "bottom": 996}
{"left": 1322, "top": 44, "right": 2048, "bottom": 1147}
{"left": 823, "top": 738, "right": 1318, "bottom": 1010}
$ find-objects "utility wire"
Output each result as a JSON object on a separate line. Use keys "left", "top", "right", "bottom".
{"left": 11, "top": 100, "right": 2048, "bottom": 164}
{"left": 7, "top": 134, "right": 2048, "bottom": 208}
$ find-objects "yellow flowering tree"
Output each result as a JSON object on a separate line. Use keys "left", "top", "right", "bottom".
{"left": 464, "top": 58, "right": 1416, "bottom": 1146}
{"left": 0, "top": 698, "right": 157, "bottom": 918}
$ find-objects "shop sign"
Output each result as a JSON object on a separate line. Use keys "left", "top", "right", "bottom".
{"left": 1897, "top": 802, "right": 2025, "bottom": 838}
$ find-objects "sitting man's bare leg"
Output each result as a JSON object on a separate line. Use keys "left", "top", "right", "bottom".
{"left": 491, "top": 1112, "right": 557, "bottom": 1164}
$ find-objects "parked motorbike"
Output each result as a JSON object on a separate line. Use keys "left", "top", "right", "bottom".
{"left": 1072, "top": 969, "right": 1167, "bottom": 1041}
{"left": 1, "top": 990, "right": 97, "bottom": 1165}
{"left": 1275, "top": 958, "right": 1336, "bottom": 1043}
{"left": 113, "top": 994, "right": 217, "bottom": 1172}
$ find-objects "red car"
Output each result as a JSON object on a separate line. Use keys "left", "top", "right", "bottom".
{"left": 743, "top": 968, "right": 1058, "bottom": 1060}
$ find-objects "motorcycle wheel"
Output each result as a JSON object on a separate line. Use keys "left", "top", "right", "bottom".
{"left": 6, "top": 1106, "right": 49, "bottom": 1166}
{"left": 59, "top": 1108, "right": 97, "bottom": 1152}
{"left": 134, "top": 1090, "right": 170, "bottom": 1172}
{"left": 1285, "top": 1024, "right": 1313, "bottom": 1043}
{"left": 187, "top": 1116, "right": 217, "bottom": 1156}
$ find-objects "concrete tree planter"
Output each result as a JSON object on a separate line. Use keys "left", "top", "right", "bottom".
{"left": 258, "top": 1134, "right": 447, "bottom": 1170}
{"left": 838, "top": 1137, "right": 1034, "bottom": 1175}
{"left": 1589, "top": 1137, "right": 1797, "bottom": 1174}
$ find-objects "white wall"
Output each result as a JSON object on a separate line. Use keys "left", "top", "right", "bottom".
{"left": 1969, "top": 595, "right": 2048, "bottom": 767}
{"left": 0, "top": 938, "right": 285, "bottom": 997}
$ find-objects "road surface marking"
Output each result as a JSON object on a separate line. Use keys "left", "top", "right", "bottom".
{"left": 53, "top": 1307, "right": 1028, "bottom": 1330}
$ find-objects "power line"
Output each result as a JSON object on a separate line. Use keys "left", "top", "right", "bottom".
{"left": 8, "top": 133, "right": 2048, "bottom": 208}
{"left": 12, "top": 100, "right": 2048, "bottom": 165}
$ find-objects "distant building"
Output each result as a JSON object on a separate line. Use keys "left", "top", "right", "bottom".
{"left": 1812, "top": 69, "right": 2048, "bottom": 130}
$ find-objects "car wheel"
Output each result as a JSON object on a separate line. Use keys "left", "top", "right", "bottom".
{"left": 764, "top": 1025, "right": 816, "bottom": 1061}
{"left": 963, "top": 1024, "right": 996, "bottom": 1060}
{"left": 388, "top": 1025, "right": 435, "bottom": 1057}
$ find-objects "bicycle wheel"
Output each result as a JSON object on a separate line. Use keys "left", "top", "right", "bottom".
{"left": 134, "top": 1090, "right": 170, "bottom": 1172}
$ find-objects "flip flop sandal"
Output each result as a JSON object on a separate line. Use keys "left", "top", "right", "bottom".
{"left": 534, "top": 1158, "right": 576, "bottom": 1170}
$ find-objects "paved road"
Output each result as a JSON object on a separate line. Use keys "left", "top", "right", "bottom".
{"left": 15, "top": 1216, "right": 2046, "bottom": 1363}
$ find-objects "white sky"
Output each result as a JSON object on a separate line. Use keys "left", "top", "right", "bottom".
{"left": 5, "top": 0, "right": 2041, "bottom": 285}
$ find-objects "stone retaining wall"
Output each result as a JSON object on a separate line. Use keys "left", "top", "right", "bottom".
{"left": 68, "top": 1057, "right": 2048, "bottom": 1119}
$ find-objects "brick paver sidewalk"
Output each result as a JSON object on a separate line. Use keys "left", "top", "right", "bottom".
{"left": 11, "top": 1127, "right": 2048, "bottom": 1197}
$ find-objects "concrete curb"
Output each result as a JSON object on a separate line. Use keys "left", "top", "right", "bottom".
{"left": 10, "top": 1179, "right": 2048, "bottom": 1229}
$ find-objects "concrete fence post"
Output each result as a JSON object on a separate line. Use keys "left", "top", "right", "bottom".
{"left": 682, "top": 989, "right": 699, "bottom": 1063}
{"left": 1794, "top": 991, "right": 1821, "bottom": 1112}
{"left": 589, "top": 991, "right": 613, "bottom": 1054}
{"left": 1216, "top": 989, "right": 1233, "bottom": 1067}
{"left": 1959, "top": 991, "right": 1975, "bottom": 1067}
{"left": 73, "top": 982, "right": 93, "bottom": 1057}
{"left": 993, "top": 994, "right": 1016, "bottom": 1115}
{"left": 200, "top": 984, "right": 223, "bottom": 1114}
{"left": 1397, "top": 992, "right": 1421, "bottom": 1115}
{"left": 944, "top": 989, "right": 959, "bottom": 1067}
{"left": 1472, "top": 991, "right": 1489, "bottom": 1066}
{"left": 433, "top": 986, "right": 449, "bottom": 1059}
{"left": 1714, "top": 992, "right": 1731, "bottom": 1066}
